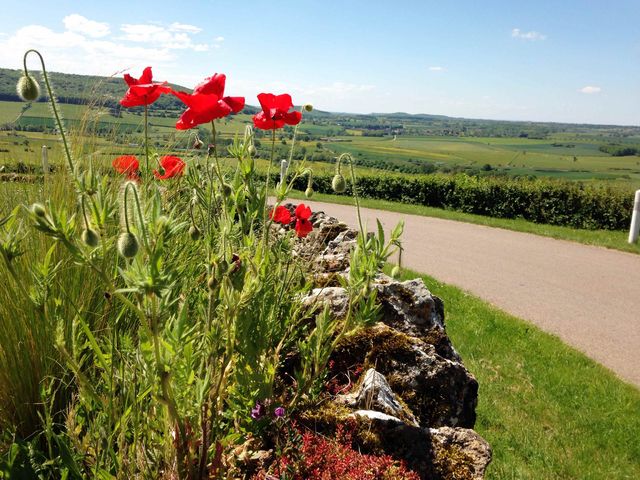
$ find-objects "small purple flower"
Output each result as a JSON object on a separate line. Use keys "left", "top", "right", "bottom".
{"left": 251, "top": 401, "right": 265, "bottom": 420}
{"left": 274, "top": 406, "right": 285, "bottom": 418}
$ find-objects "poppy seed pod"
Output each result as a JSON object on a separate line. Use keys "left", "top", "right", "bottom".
{"left": 391, "top": 265, "right": 401, "bottom": 279}
{"left": 303, "top": 104, "right": 313, "bottom": 112}
{"left": 189, "top": 225, "right": 201, "bottom": 241}
{"left": 305, "top": 187, "right": 314, "bottom": 198}
{"left": 117, "top": 232, "right": 139, "bottom": 258}
{"left": 17, "top": 75, "right": 40, "bottom": 102}
{"left": 31, "top": 203, "right": 46, "bottom": 217}
{"left": 332, "top": 174, "right": 347, "bottom": 193}
{"left": 81, "top": 228, "right": 100, "bottom": 248}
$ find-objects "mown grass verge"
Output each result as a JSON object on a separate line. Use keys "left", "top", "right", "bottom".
{"left": 393, "top": 266, "right": 640, "bottom": 479}
{"left": 290, "top": 190, "right": 640, "bottom": 254}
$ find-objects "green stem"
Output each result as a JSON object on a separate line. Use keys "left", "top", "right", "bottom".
{"left": 262, "top": 126, "right": 277, "bottom": 245}
{"left": 144, "top": 104, "right": 149, "bottom": 175}
{"left": 125, "top": 182, "right": 149, "bottom": 250}
{"left": 23, "top": 50, "right": 74, "bottom": 174}
{"left": 342, "top": 153, "right": 364, "bottom": 235}
{"left": 210, "top": 121, "right": 225, "bottom": 185}
{"left": 80, "top": 194, "right": 91, "bottom": 229}
{"left": 123, "top": 185, "right": 132, "bottom": 234}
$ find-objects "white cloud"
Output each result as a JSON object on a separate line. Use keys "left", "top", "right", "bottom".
{"left": 63, "top": 14, "right": 110, "bottom": 38}
{"left": 429, "top": 66, "right": 446, "bottom": 72}
{"left": 0, "top": 22, "right": 173, "bottom": 77}
{"left": 214, "top": 36, "right": 224, "bottom": 42}
{"left": 120, "top": 23, "right": 209, "bottom": 51}
{"left": 511, "top": 28, "right": 547, "bottom": 41}
{"left": 169, "top": 23, "right": 202, "bottom": 34}
{"left": 579, "top": 86, "right": 602, "bottom": 94}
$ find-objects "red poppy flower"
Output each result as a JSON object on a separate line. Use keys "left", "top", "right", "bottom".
{"left": 172, "top": 74, "right": 245, "bottom": 130}
{"left": 113, "top": 155, "right": 139, "bottom": 174}
{"left": 294, "top": 203, "right": 313, "bottom": 238}
{"left": 154, "top": 155, "right": 186, "bottom": 179}
{"left": 252, "top": 93, "right": 302, "bottom": 130}
{"left": 270, "top": 205, "right": 292, "bottom": 224}
{"left": 120, "top": 67, "right": 170, "bottom": 108}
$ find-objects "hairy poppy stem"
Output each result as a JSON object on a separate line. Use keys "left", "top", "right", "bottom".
{"left": 337, "top": 153, "right": 364, "bottom": 235}
{"left": 144, "top": 104, "right": 149, "bottom": 175}
{"left": 23, "top": 50, "right": 74, "bottom": 174}
{"left": 123, "top": 185, "right": 132, "bottom": 234}
{"left": 209, "top": 121, "right": 225, "bottom": 186}
{"left": 80, "top": 194, "right": 91, "bottom": 229}
{"left": 124, "top": 182, "right": 149, "bottom": 249}
{"left": 263, "top": 126, "right": 277, "bottom": 245}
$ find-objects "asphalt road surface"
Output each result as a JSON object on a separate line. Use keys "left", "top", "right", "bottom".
{"left": 296, "top": 199, "right": 640, "bottom": 388}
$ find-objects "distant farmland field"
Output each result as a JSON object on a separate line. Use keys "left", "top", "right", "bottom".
{"left": 2, "top": 97, "right": 640, "bottom": 188}
{"left": 325, "top": 135, "right": 640, "bottom": 185}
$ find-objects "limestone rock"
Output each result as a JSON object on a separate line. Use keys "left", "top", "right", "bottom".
{"left": 350, "top": 409, "right": 404, "bottom": 424}
{"left": 331, "top": 323, "right": 478, "bottom": 429}
{"left": 428, "top": 426, "right": 492, "bottom": 480}
{"left": 353, "top": 414, "right": 492, "bottom": 480}
{"left": 374, "top": 274, "right": 460, "bottom": 362}
{"left": 341, "top": 368, "right": 419, "bottom": 426}
{"left": 302, "top": 286, "right": 349, "bottom": 319}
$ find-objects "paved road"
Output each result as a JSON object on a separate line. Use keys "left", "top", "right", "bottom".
{"left": 297, "top": 199, "right": 640, "bottom": 387}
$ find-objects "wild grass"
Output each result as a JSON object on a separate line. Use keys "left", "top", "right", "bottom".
{"left": 0, "top": 174, "right": 107, "bottom": 440}
{"left": 393, "top": 266, "right": 640, "bottom": 480}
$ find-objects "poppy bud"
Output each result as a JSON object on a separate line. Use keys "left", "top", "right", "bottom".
{"left": 156, "top": 215, "right": 170, "bottom": 235}
{"left": 303, "top": 104, "right": 313, "bottom": 112}
{"left": 305, "top": 187, "right": 314, "bottom": 199}
{"left": 192, "top": 136, "right": 204, "bottom": 150}
{"left": 31, "top": 203, "right": 46, "bottom": 217}
{"left": 222, "top": 183, "right": 233, "bottom": 197}
{"left": 247, "top": 145, "right": 256, "bottom": 156}
{"left": 17, "top": 75, "right": 40, "bottom": 102}
{"left": 117, "top": 232, "right": 139, "bottom": 258}
{"left": 332, "top": 174, "right": 346, "bottom": 193}
{"left": 207, "top": 275, "right": 217, "bottom": 291}
{"left": 235, "top": 194, "right": 246, "bottom": 214}
{"left": 218, "top": 259, "right": 229, "bottom": 276}
{"left": 230, "top": 253, "right": 241, "bottom": 274}
{"left": 81, "top": 228, "right": 100, "bottom": 248}
{"left": 189, "top": 225, "right": 201, "bottom": 241}
{"left": 280, "top": 160, "right": 288, "bottom": 184}
{"left": 391, "top": 265, "right": 401, "bottom": 279}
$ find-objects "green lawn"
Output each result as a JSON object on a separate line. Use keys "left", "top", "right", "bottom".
{"left": 393, "top": 266, "right": 640, "bottom": 479}
{"left": 288, "top": 190, "right": 640, "bottom": 254}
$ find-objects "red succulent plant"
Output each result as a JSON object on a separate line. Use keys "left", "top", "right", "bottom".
{"left": 112, "top": 155, "right": 140, "bottom": 180}
{"left": 154, "top": 155, "right": 186, "bottom": 179}
{"left": 252, "top": 93, "right": 302, "bottom": 130}
{"left": 172, "top": 74, "right": 245, "bottom": 130}
{"left": 120, "top": 67, "right": 170, "bottom": 107}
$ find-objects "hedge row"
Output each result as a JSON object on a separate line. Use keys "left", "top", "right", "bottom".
{"left": 283, "top": 172, "right": 635, "bottom": 231}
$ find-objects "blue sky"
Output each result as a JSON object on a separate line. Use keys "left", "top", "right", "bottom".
{"left": 1, "top": 0, "right": 639, "bottom": 125}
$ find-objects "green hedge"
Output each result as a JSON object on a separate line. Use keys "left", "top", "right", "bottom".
{"left": 285, "top": 172, "right": 634, "bottom": 231}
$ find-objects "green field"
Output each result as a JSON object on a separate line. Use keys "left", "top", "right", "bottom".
{"left": 2, "top": 92, "right": 640, "bottom": 189}
{"left": 325, "top": 135, "right": 640, "bottom": 185}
